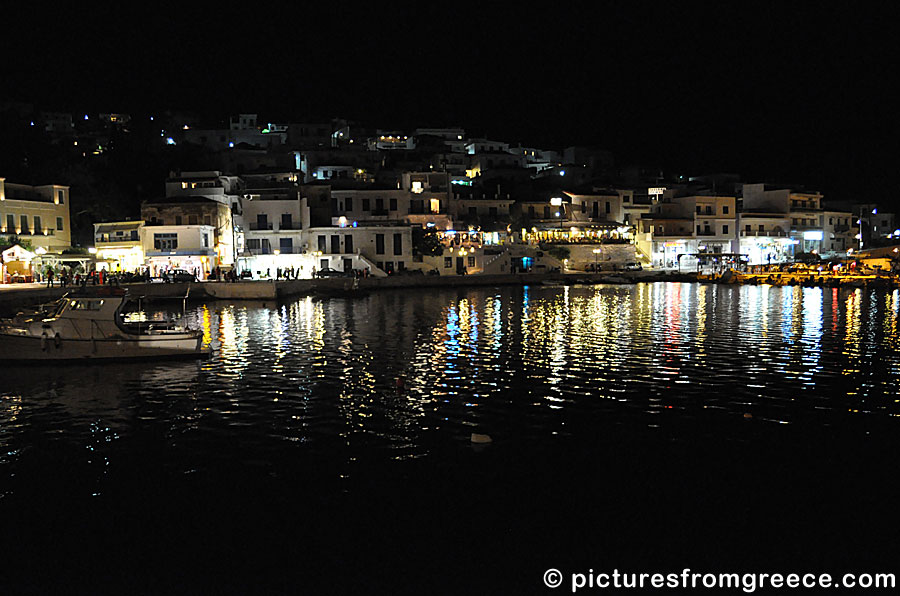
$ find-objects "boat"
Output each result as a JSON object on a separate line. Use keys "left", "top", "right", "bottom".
{"left": 0, "top": 287, "right": 208, "bottom": 361}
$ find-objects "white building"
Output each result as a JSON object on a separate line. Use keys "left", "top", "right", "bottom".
{"left": 143, "top": 224, "right": 217, "bottom": 278}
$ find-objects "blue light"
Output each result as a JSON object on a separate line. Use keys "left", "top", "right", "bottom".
{"left": 228, "top": 142, "right": 234, "bottom": 148}
{"left": 166, "top": 137, "right": 176, "bottom": 145}
{"left": 559, "top": 170, "right": 565, "bottom": 176}
{"left": 352, "top": 221, "right": 358, "bottom": 228}
{"left": 84, "top": 115, "right": 89, "bottom": 120}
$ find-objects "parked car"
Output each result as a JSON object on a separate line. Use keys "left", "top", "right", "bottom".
{"left": 315, "top": 267, "right": 350, "bottom": 278}
{"left": 394, "top": 268, "right": 424, "bottom": 276}
{"left": 239, "top": 270, "right": 253, "bottom": 279}
{"left": 624, "top": 262, "right": 643, "bottom": 271}
{"left": 164, "top": 269, "right": 197, "bottom": 283}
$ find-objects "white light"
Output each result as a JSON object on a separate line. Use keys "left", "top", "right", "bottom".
{"left": 228, "top": 142, "right": 234, "bottom": 148}
{"left": 88, "top": 247, "right": 97, "bottom": 254}
{"left": 803, "top": 230, "right": 824, "bottom": 241}
{"left": 550, "top": 197, "right": 563, "bottom": 206}
{"left": 559, "top": 170, "right": 566, "bottom": 176}
{"left": 166, "top": 137, "right": 176, "bottom": 145}
{"left": 84, "top": 115, "right": 89, "bottom": 120}
{"left": 872, "top": 208, "right": 878, "bottom": 214}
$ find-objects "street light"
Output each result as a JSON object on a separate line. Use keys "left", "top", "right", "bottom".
{"left": 592, "top": 248, "right": 602, "bottom": 272}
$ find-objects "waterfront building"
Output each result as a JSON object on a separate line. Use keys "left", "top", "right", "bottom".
{"left": 141, "top": 196, "right": 237, "bottom": 269}
{"left": 0, "top": 178, "right": 72, "bottom": 253}
{"left": 741, "top": 183, "right": 826, "bottom": 255}
{"left": 822, "top": 210, "right": 855, "bottom": 256}
{"left": 142, "top": 223, "right": 217, "bottom": 279}
{"left": 93, "top": 221, "right": 145, "bottom": 271}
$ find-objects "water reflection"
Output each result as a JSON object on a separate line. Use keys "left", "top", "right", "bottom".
{"left": 3, "top": 284, "right": 900, "bottom": 493}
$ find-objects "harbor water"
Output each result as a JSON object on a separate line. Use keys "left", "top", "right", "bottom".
{"left": 2, "top": 282, "right": 899, "bottom": 593}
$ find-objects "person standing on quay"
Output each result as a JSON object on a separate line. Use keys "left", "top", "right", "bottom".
{"left": 46, "top": 268, "right": 54, "bottom": 288}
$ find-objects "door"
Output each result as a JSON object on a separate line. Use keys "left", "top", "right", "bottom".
{"left": 343, "top": 258, "right": 353, "bottom": 273}
{"left": 456, "top": 257, "right": 465, "bottom": 274}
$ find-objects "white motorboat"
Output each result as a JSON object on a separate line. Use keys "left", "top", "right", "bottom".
{"left": 0, "top": 288, "right": 208, "bottom": 361}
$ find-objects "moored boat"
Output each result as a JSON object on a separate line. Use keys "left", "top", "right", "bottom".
{"left": 0, "top": 288, "right": 208, "bottom": 361}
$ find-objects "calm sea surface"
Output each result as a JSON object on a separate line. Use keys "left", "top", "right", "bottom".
{"left": 3, "top": 283, "right": 900, "bottom": 593}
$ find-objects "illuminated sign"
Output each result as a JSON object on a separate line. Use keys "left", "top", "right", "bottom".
{"left": 803, "top": 231, "right": 824, "bottom": 241}
{"left": 648, "top": 187, "right": 666, "bottom": 195}
{"left": 550, "top": 197, "right": 563, "bottom": 206}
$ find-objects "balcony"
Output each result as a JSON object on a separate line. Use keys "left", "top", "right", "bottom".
{"left": 277, "top": 222, "right": 301, "bottom": 230}
{"left": 740, "top": 230, "right": 788, "bottom": 237}
{"left": 248, "top": 222, "right": 273, "bottom": 230}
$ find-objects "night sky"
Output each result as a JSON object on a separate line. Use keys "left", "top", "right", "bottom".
{"left": 3, "top": 5, "right": 898, "bottom": 202}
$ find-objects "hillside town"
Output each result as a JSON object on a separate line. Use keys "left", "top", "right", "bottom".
{"left": 1, "top": 110, "right": 895, "bottom": 285}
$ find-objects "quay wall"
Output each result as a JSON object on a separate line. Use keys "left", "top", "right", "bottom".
{"left": 0, "top": 270, "right": 681, "bottom": 314}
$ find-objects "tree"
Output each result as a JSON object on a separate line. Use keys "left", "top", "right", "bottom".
{"left": 412, "top": 227, "right": 444, "bottom": 257}
{"left": 0, "top": 234, "right": 34, "bottom": 251}
{"left": 547, "top": 245, "right": 571, "bottom": 261}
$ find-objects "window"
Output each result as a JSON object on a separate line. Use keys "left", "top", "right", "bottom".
{"left": 393, "top": 233, "right": 402, "bottom": 255}
{"left": 55, "top": 217, "right": 64, "bottom": 231}
{"left": 397, "top": 261, "right": 405, "bottom": 270}
{"left": 375, "top": 198, "right": 384, "bottom": 212}
{"left": 581, "top": 202, "right": 587, "bottom": 213}
{"left": 280, "top": 238, "right": 293, "bottom": 253}
{"left": 57, "top": 190, "right": 65, "bottom": 204}
{"left": 543, "top": 206, "right": 551, "bottom": 219}
{"left": 389, "top": 198, "right": 397, "bottom": 211}
{"left": 345, "top": 197, "right": 353, "bottom": 212}
{"left": 758, "top": 224, "right": 764, "bottom": 232}
{"left": 444, "top": 257, "right": 452, "bottom": 268}
{"left": 745, "top": 224, "right": 751, "bottom": 233}
{"left": 247, "top": 239, "right": 260, "bottom": 250}
{"left": 34, "top": 216, "right": 42, "bottom": 233}
{"left": 362, "top": 198, "right": 370, "bottom": 212}
{"left": 706, "top": 206, "right": 713, "bottom": 215}
{"left": 331, "top": 235, "right": 340, "bottom": 254}
{"left": 722, "top": 225, "right": 729, "bottom": 235}
{"left": 175, "top": 215, "right": 183, "bottom": 225}
{"left": 281, "top": 214, "right": 292, "bottom": 229}
{"left": 467, "top": 256, "right": 475, "bottom": 267}
{"left": 528, "top": 206, "right": 535, "bottom": 218}
{"left": 202, "top": 233, "right": 209, "bottom": 248}
{"left": 154, "top": 233, "right": 178, "bottom": 250}
{"left": 605, "top": 201, "right": 611, "bottom": 214}
{"left": 6, "top": 214, "right": 14, "bottom": 232}
{"left": 130, "top": 230, "right": 138, "bottom": 241}
{"left": 188, "top": 215, "right": 198, "bottom": 225}
{"left": 723, "top": 205, "right": 729, "bottom": 214}
{"left": 20, "top": 215, "right": 28, "bottom": 232}
{"left": 376, "top": 233, "right": 385, "bottom": 254}
{"left": 317, "top": 235, "right": 326, "bottom": 252}
{"left": 344, "top": 235, "right": 354, "bottom": 253}
{"left": 696, "top": 206, "right": 702, "bottom": 214}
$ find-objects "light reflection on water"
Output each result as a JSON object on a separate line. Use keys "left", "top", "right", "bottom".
{"left": 3, "top": 283, "right": 900, "bottom": 494}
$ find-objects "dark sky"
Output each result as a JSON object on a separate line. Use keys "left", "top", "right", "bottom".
{"left": 3, "top": 4, "right": 898, "bottom": 202}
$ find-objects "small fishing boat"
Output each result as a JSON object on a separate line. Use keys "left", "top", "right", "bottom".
{"left": 0, "top": 287, "right": 208, "bottom": 361}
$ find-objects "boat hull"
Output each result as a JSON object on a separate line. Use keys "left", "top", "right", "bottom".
{"left": 0, "top": 332, "right": 208, "bottom": 361}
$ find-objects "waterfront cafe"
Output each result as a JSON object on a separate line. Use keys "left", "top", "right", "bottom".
{"left": 1, "top": 243, "right": 36, "bottom": 283}
{"left": 522, "top": 221, "right": 629, "bottom": 244}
